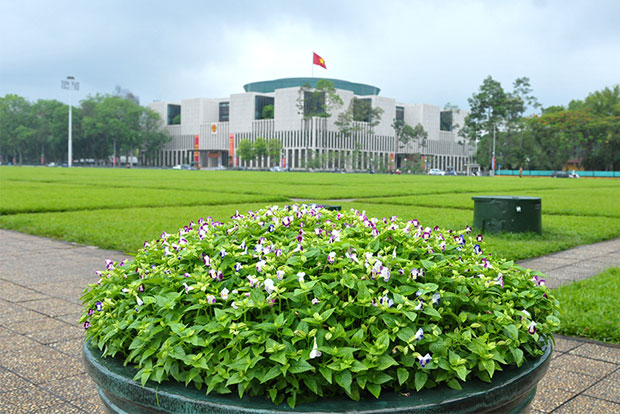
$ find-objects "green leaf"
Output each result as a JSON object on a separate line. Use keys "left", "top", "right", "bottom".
{"left": 377, "top": 354, "right": 398, "bottom": 370}
{"left": 397, "top": 368, "right": 409, "bottom": 385}
{"left": 351, "top": 329, "right": 364, "bottom": 345}
{"left": 319, "top": 366, "right": 333, "bottom": 384}
{"left": 261, "top": 365, "right": 281, "bottom": 383}
{"left": 334, "top": 370, "right": 353, "bottom": 393}
{"left": 423, "top": 307, "right": 441, "bottom": 319}
{"left": 289, "top": 358, "right": 314, "bottom": 374}
{"left": 274, "top": 313, "right": 284, "bottom": 328}
{"left": 510, "top": 347, "right": 524, "bottom": 366}
{"left": 367, "top": 383, "right": 381, "bottom": 398}
{"left": 502, "top": 324, "right": 519, "bottom": 341}
{"left": 454, "top": 365, "right": 469, "bottom": 382}
{"left": 350, "top": 360, "right": 369, "bottom": 373}
{"left": 447, "top": 378, "right": 462, "bottom": 390}
{"left": 269, "top": 352, "right": 287, "bottom": 365}
{"left": 421, "top": 260, "right": 435, "bottom": 270}
{"left": 414, "top": 371, "right": 428, "bottom": 391}
{"left": 397, "top": 327, "right": 415, "bottom": 343}
{"left": 303, "top": 376, "right": 319, "bottom": 394}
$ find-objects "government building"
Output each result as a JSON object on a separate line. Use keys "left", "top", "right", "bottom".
{"left": 147, "top": 78, "right": 475, "bottom": 173}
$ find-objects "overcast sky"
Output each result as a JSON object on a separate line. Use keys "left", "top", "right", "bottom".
{"left": 1, "top": 0, "right": 618, "bottom": 111}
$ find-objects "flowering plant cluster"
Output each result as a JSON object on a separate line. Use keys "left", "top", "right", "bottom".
{"left": 81, "top": 205, "right": 559, "bottom": 408}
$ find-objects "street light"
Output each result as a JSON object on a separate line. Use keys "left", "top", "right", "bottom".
{"left": 61, "top": 76, "right": 79, "bottom": 167}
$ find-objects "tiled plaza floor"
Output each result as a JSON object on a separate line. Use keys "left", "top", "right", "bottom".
{"left": 0, "top": 229, "right": 619, "bottom": 413}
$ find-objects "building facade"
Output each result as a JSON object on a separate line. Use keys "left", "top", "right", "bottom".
{"left": 146, "top": 78, "right": 474, "bottom": 172}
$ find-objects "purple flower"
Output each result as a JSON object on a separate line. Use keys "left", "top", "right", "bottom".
{"left": 465, "top": 226, "right": 472, "bottom": 233}
{"left": 422, "top": 232, "right": 431, "bottom": 240}
{"left": 184, "top": 272, "right": 190, "bottom": 278}
{"left": 203, "top": 254, "right": 211, "bottom": 267}
{"left": 220, "top": 288, "right": 229, "bottom": 300}
{"left": 95, "top": 301, "right": 103, "bottom": 311}
{"left": 220, "top": 248, "right": 227, "bottom": 258}
{"left": 84, "top": 321, "right": 91, "bottom": 330}
{"left": 414, "top": 328, "right": 424, "bottom": 341}
{"left": 275, "top": 249, "right": 283, "bottom": 257}
{"left": 528, "top": 321, "right": 537, "bottom": 334}
{"left": 138, "top": 284, "right": 145, "bottom": 292}
{"left": 418, "top": 353, "right": 432, "bottom": 367}
{"left": 328, "top": 252, "right": 336, "bottom": 264}
{"left": 276, "top": 270, "right": 285, "bottom": 280}
{"left": 415, "top": 300, "right": 424, "bottom": 310}
{"left": 495, "top": 273, "right": 504, "bottom": 288}
{"left": 474, "top": 244, "right": 482, "bottom": 255}
{"left": 312, "top": 298, "right": 320, "bottom": 304}
{"left": 256, "top": 260, "right": 266, "bottom": 272}
{"left": 105, "top": 259, "right": 114, "bottom": 270}
{"left": 248, "top": 275, "right": 259, "bottom": 287}
{"left": 206, "top": 294, "right": 216, "bottom": 304}
{"left": 234, "top": 263, "right": 242, "bottom": 273}
{"left": 183, "top": 282, "right": 193, "bottom": 294}
{"left": 88, "top": 308, "right": 94, "bottom": 316}
{"left": 432, "top": 293, "right": 441, "bottom": 305}
{"left": 477, "top": 234, "right": 483, "bottom": 242}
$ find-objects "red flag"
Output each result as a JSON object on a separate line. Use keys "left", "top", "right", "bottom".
{"left": 313, "top": 52, "right": 326, "bottom": 69}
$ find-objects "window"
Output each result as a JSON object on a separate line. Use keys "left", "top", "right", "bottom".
{"left": 352, "top": 98, "right": 372, "bottom": 122}
{"left": 167, "top": 104, "right": 180, "bottom": 125}
{"left": 304, "top": 91, "right": 325, "bottom": 117}
{"left": 440, "top": 111, "right": 453, "bottom": 131}
{"left": 219, "top": 102, "right": 230, "bottom": 122}
{"left": 255, "top": 95, "right": 275, "bottom": 120}
{"left": 395, "top": 106, "right": 404, "bottom": 122}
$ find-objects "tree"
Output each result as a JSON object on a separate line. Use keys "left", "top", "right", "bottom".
{"left": 296, "top": 80, "right": 343, "bottom": 119}
{"left": 261, "top": 105, "right": 274, "bottom": 120}
{"left": 0, "top": 94, "right": 32, "bottom": 164}
{"left": 254, "top": 137, "right": 268, "bottom": 167}
{"left": 392, "top": 120, "right": 427, "bottom": 149}
{"left": 236, "top": 138, "right": 255, "bottom": 166}
{"left": 267, "top": 138, "right": 282, "bottom": 167}
{"left": 460, "top": 76, "right": 541, "bottom": 170}
{"left": 335, "top": 97, "right": 384, "bottom": 137}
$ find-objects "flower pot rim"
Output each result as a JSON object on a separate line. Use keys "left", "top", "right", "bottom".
{"left": 83, "top": 336, "right": 552, "bottom": 413}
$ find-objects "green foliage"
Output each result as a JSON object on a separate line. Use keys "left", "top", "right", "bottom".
{"left": 392, "top": 120, "right": 428, "bottom": 149}
{"left": 261, "top": 105, "right": 274, "bottom": 120}
{"left": 553, "top": 267, "right": 620, "bottom": 343}
{"left": 335, "top": 98, "right": 384, "bottom": 137}
{"left": 297, "top": 80, "right": 343, "bottom": 119}
{"left": 0, "top": 93, "right": 170, "bottom": 165}
{"left": 236, "top": 139, "right": 256, "bottom": 164}
{"left": 81, "top": 206, "right": 559, "bottom": 407}
{"left": 266, "top": 139, "right": 282, "bottom": 167}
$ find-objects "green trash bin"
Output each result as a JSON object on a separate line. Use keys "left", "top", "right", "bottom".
{"left": 472, "top": 196, "right": 541, "bottom": 234}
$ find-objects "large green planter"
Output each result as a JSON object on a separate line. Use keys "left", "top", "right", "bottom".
{"left": 83, "top": 338, "right": 552, "bottom": 414}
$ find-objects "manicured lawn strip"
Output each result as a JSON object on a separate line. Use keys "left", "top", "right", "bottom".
{"left": 1, "top": 198, "right": 619, "bottom": 260}
{"left": 553, "top": 267, "right": 620, "bottom": 344}
{"left": 0, "top": 202, "right": 277, "bottom": 253}
{"left": 0, "top": 181, "right": 287, "bottom": 214}
{"left": 358, "top": 186, "right": 620, "bottom": 218}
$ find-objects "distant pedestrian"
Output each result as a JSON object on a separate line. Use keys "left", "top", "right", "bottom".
{"left": 519, "top": 167, "right": 523, "bottom": 178}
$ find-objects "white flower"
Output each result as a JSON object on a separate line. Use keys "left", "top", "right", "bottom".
{"left": 264, "top": 278, "right": 275, "bottom": 294}
{"left": 309, "top": 337, "right": 322, "bottom": 359}
{"left": 276, "top": 270, "right": 285, "bottom": 280}
{"left": 183, "top": 282, "right": 193, "bottom": 294}
{"left": 220, "top": 288, "right": 229, "bottom": 300}
{"left": 297, "top": 272, "right": 305, "bottom": 282}
{"left": 136, "top": 296, "right": 144, "bottom": 306}
{"left": 312, "top": 298, "right": 320, "bottom": 304}
{"left": 414, "top": 328, "right": 424, "bottom": 341}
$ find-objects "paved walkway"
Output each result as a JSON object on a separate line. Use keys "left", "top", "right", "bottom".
{"left": 0, "top": 229, "right": 618, "bottom": 413}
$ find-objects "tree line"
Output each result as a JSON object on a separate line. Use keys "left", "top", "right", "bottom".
{"left": 0, "top": 94, "right": 170, "bottom": 166}
{"left": 461, "top": 78, "right": 619, "bottom": 171}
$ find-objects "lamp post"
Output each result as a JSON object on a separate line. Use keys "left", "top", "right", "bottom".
{"left": 61, "top": 76, "right": 79, "bottom": 167}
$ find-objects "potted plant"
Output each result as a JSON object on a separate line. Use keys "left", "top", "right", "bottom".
{"left": 81, "top": 205, "right": 559, "bottom": 413}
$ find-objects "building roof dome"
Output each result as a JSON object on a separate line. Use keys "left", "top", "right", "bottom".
{"left": 243, "top": 77, "right": 380, "bottom": 96}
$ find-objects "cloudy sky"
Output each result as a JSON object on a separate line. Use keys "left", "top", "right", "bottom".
{"left": 1, "top": 0, "right": 618, "bottom": 111}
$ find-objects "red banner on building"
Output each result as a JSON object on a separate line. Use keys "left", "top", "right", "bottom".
{"left": 194, "top": 135, "right": 199, "bottom": 164}
{"left": 229, "top": 134, "right": 235, "bottom": 166}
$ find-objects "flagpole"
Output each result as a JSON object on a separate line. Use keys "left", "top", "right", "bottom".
{"left": 312, "top": 52, "right": 314, "bottom": 78}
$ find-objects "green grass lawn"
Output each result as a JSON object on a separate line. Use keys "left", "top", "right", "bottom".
{"left": 553, "top": 267, "right": 620, "bottom": 344}
{"left": 2, "top": 166, "right": 620, "bottom": 344}
{"left": 2, "top": 167, "right": 619, "bottom": 260}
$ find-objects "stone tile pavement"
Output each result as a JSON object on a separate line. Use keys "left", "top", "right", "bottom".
{"left": 0, "top": 229, "right": 619, "bottom": 413}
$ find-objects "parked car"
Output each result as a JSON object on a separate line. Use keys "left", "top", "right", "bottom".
{"left": 428, "top": 168, "right": 445, "bottom": 176}
{"left": 270, "top": 166, "right": 282, "bottom": 172}
{"left": 551, "top": 170, "right": 579, "bottom": 178}
{"left": 172, "top": 164, "right": 192, "bottom": 170}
